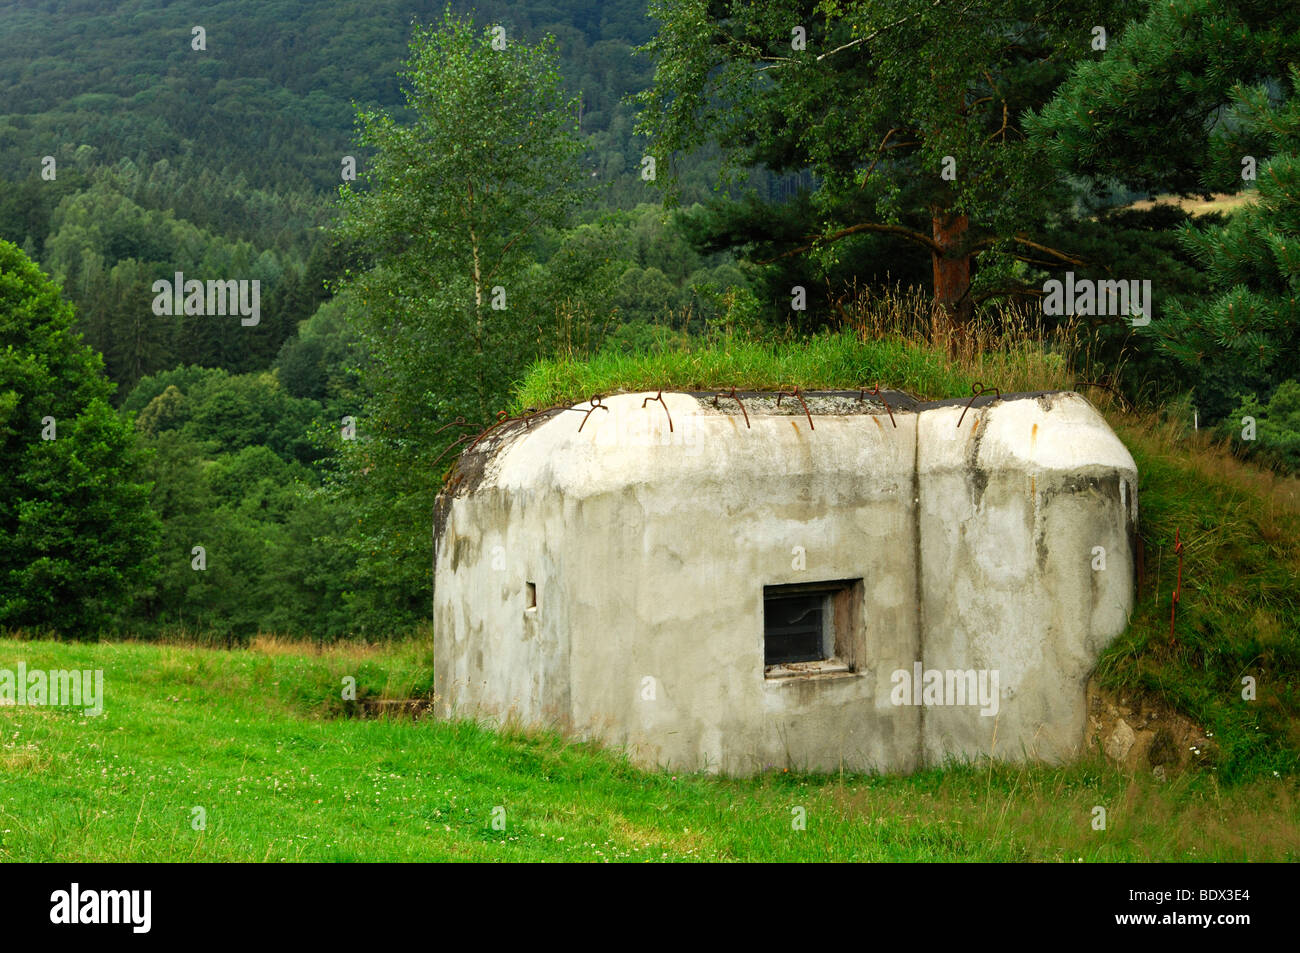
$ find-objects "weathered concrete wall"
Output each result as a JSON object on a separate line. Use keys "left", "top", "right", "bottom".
{"left": 915, "top": 395, "right": 1138, "bottom": 766}
{"left": 433, "top": 390, "right": 1136, "bottom": 776}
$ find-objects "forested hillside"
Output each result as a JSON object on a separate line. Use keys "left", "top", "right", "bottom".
{"left": 0, "top": 0, "right": 751, "bottom": 638}
{"left": 0, "top": 0, "right": 715, "bottom": 394}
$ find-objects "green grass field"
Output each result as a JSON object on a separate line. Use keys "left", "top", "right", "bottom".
{"left": 0, "top": 636, "right": 1296, "bottom": 862}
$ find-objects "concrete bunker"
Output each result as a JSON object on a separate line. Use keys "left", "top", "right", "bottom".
{"left": 433, "top": 389, "right": 1138, "bottom": 776}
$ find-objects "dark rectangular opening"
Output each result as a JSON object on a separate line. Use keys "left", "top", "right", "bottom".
{"left": 763, "top": 579, "right": 861, "bottom": 672}
{"left": 764, "top": 590, "right": 827, "bottom": 664}
{"left": 525, "top": 581, "right": 537, "bottom": 609}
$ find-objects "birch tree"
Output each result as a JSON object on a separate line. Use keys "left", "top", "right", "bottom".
{"left": 333, "top": 11, "right": 586, "bottom": 632}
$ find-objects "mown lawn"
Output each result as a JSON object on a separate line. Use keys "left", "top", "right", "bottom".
{"left": 1, "top": 637, "right": 1296, "bottom": 861}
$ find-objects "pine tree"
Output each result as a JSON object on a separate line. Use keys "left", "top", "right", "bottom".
{"left": 1029, "top": 0, "right": 1299, "bottom": 197}
{"left": 635, "top": 0, "right": 1127, "bottom": 336}
{"left": 1159, "top": 73, "right": 1300, "bottom": 420}
{"left": 1033, "top": 0, "right": 1300, "bottom": 420}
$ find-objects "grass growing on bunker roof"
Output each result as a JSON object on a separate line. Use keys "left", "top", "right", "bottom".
{"left": 510, "top": 329, "right": 1074, "bottom": 412}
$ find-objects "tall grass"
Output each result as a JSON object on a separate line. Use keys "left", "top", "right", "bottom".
{"left": 514, "top": 285, "right": 1085, "bottom": 411}
{"left": 1100, "top": 406, "right": 1300, "bottom": 781}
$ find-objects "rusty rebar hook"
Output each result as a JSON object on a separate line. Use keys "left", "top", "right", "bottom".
{"left": 463, "top": 423, "right": 500, "bottom": 455}
{"left": 432, "top": 416, "right": 476, "bottom": 438}
{"left": 464, "top": 408, "right": 531, "bottom": 457}
{"left": 641, "top": 390, "right": 673, "bottom": 432}
{"left": 431, "top": 432, "right": 475, "bottom": 469}
{"left": 577, "top": 395, "right": 608, "bottom": 433}
{"left": 713, "top": 386, "right": 750, "bottom": 428}
{"left": 776, "top": 385, "right": 814, "bottom": 431}
{"left": 858, "top": 384, "right": 896, "bottom": 428}
{"left": 482, "top": 403, "right": 574, "bottom": 444}
{"left": 956, "top": 382, "right": 1001, "bottom": 428}
{"left": 1169, "top": 528, "right": 1185, "bottom": 642}
{"left": 516, "top": 405, "right": 553, "bottom": 429}
{"left": 435, "top": 402, "right": 575, "bottom": 481}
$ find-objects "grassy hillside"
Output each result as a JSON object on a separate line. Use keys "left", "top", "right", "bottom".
{"left": 1102, "top": 413, "right": 1300, "bottom": 781}
{"left": 0, "top": 636, "right": 1295, "bottom": 861}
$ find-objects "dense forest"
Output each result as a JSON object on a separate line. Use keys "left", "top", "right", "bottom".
{"left": 2, "top": 0, "right": 1297, "bottom": 641}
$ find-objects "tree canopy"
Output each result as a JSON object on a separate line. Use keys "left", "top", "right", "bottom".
{"left": 0, "top": 239, "right": 157, "bottom": 636}
{"left": 635, "top": 0, "right": 1128, "bottom": 328}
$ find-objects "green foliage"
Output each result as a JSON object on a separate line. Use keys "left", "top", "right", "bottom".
{"left": 127, "top": 366, "right": 323, "bottom": 465}
{"left": 1231, "top": 380, "right": 1300, "bottom": 472}
{"left": 1028, "top": 0, "right": 1300, "bottom": 197}
{"left": 186, "top": 373, "right": 323, "bottom": 465}
{"left": 0, "top": 1, "right": 668, "bottom": 203}
{"left": 534, "top": 203, "right": 742, "bottom": 326}
{"left": 115, "top": 360, "right": 362, "bottom": 641}
{"left": 127, "top": 424, "right": 357, "bottom": 642}
{"left": 333, "top": 11, "right": 603, "bottom": 634}
{"left": 636, "top": 0, "right": 1129, "bottom": 314}
{"left": 1035, "top": 3, "right": 1300, "bottom": 419}
{"left": 38, "top": 179, "right": 303, "bottom": 392}
{"left": 336, "top": 10, "right": 588, "bottom": 408}
{"left": 0, "top": 0, "right": 673, "bottom": 402}
{"left": 1155, "top": 76, "right": 1300, "bottom": 420}
{"left": 0, "top": 170, "right": 89, "bottom": 259}
{"left": 121, "top": 365, "right": 226, "bottom": 417}
{"left": 1034, "top": 204, "right": 1223, "bottom": 402}
{"left": 0, "top": 239, "right": 157, "bottom": 637}
{"left": 675, "top": 193, "right": 931, "bottom": 327}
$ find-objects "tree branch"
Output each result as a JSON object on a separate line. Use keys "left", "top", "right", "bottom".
{"left": 983, "top": 99, "right": 1009, "bottom": 144}
{"left": 814, "top": 0, "right": 945, "bottom": 62}
{"left": 972, "top": 285, "right": 1044, "bottom": 304}
{"left": 859, "top": 128, "right": 921, "bottom": 187}
{"left": 753, "top": 0, "right": 947, "bottom": 73}
{"left": 971, "top": 233, "right": 1086, "bottom": 266}
{"left": 757, "top": 222, "right": 943, "bottom": 264}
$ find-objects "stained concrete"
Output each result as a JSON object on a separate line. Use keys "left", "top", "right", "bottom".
{"left": 433, "top": 390, "right": 1137, "bottom": 776}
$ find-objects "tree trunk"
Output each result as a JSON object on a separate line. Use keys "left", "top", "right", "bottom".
{"left": 930, "top": 209, "right": 972, "bottom": 353}
{"left": 468, "top": 186, "right": 486, "bottom": 422}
